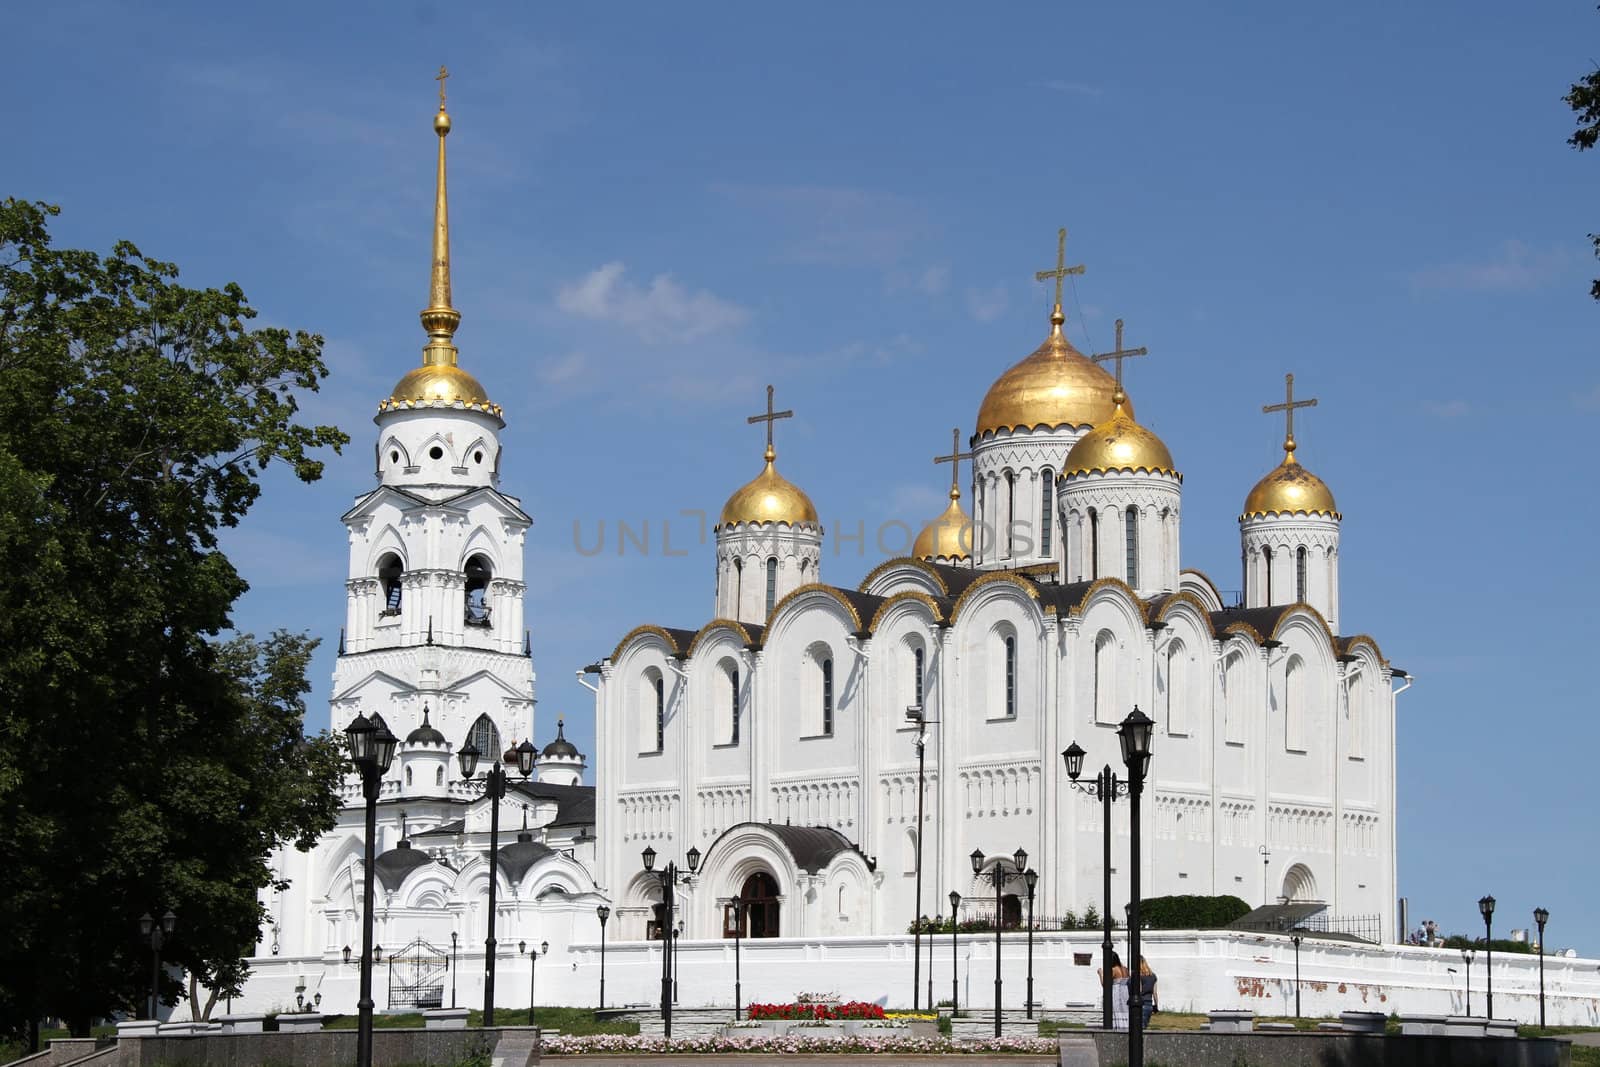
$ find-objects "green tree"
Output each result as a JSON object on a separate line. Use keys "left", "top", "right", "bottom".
{"left": 0, "top": 199, "right": 349, "bottom": 1041}
{"left": 1566, "top": 40, "right": 1600, "bottom": 299}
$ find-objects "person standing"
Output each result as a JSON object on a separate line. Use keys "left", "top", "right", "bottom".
{"left": 1138, "top": 957, "right": 1158, "bottom": 1028}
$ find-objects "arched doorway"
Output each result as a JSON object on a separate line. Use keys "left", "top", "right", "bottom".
{"left": 1002, "top": 893, "right": 1023, "bottom": 930}
{"left": 1282, "top": 863, "right": 1319, "bottom": 903}
{"left": 729, "top": 872, "right": 780, "bottom": 938}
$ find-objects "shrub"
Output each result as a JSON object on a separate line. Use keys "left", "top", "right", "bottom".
{"left": 1138, "top": 894, "right": 1251, "bottom": 930}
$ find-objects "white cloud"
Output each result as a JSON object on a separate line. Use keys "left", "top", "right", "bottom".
{"left": 556, "top": 262, "right": 749, "bottom": 343}
{"left": 1424, "top": 399, "right": 1471, "bottom": 418}
{"left": 966, "top": 284, "right": 1010, "bottom": 322}
{"left": 536, "top": 351, "right": 591, "bottom": 386}
{"left": 1410, "top": 241, "right": 1570, "bottom": 293}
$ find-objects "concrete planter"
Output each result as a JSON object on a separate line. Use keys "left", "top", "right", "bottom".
{"left": 218, "top": 1013, "right": 267, "bottom": 1033}
{"left": 114, "top": 1020, "right": 161, "bottom": 1039}
{"left": 1400, "top": 1014, "right": 1448, "bottom": 1036}
{"left": 1339, "top": 1010, "right": 1387, "bottom": 1034}
{"left": 275, "top": 1012, "right": 325, "bottom": 1033}
{"left": 423, "top": 1008, "right": 470, "bottom": 1030}
{"left": 1207, "top": 1009, "right": 1254, "bottom": 1033}
{"left": 1444, "top": 1015, "right": 1489, "bottom": 1037}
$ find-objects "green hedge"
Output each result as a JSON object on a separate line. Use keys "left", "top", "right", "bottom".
{"left": 1137, "top": 894, "right": 1252, "bottom": 930}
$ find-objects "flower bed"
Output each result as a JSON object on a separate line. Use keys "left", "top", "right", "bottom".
{"left": 747, "top": 1000, "right": 886, "bottom": 1021}
{"left": 543, "top": 1032, "right": 1058, "bottom": 1056}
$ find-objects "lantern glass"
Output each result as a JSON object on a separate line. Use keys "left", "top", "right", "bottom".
{"left": 1062, "top": 742, "right": 1086, "bottom": 781}
{"left": 1024, "top": 868, "right": 1038, "bottom": 892}
{"left": 519, "top": 940, "right": 526, "bottom": 954}
{"left": 346, "top": 713, "right": 375, "bottom": 762}
{"left": 140, "top": 912, "right": 154, "bottom": 937}
{"left": 969, "top": 848, "right": 985, "bottom": 875}
{"left": 541, "top": 940, "right": 549, "bottom": 954}
{"left": 343, "top": 945, "right": 351, "bottom": 963}
{"left": 374, "top": 945, "right": 383, "bottom": 963}
{"left": 597, "top": 905, "right": 611, "bottom": 923}
{"left": 515, "top": 739, "right": 537, "bottom": 777}
{"left": 372, "top": 721, "right": 398, "bottom": 772}
{"left": 1534, "top": 907, "right": 1549, "bottom": 927}
{"left": 1118, "top": 707, "right": 1155, "bottom": 770}
{"left": 641, "top": 845, "right": 657, "bottom": 872}
{"left": 686, "top": 846, "right": 702, "bottom": 873}
{"left": 162, "top": 910, "right": 177, "bottom": 934}
{"left": 949, "top": 890, "right": 961, "bottom": 911}
{"left": 1479, "top": 895, "right": 1496, "bottom": 921}
{"left": 457, "top": 741, "right": 481, "bottom": 780}
{"left": 1013, "top": 847, "right": 1028, "bottom": 873}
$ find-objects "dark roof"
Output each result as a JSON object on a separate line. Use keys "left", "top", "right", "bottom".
{"left": 830, "top": 587, "right": 886, "bottom": 633}
{"left": 373, "top": 842, "right": 435, "bottom": 892}
{"left": 541, "top": 718, "right": 581, "bottom": 760}
{"left": 507, "top": 780, "right": 596, "bottom": 828}
{"left": 1210, "top": 605, "right": 1294, "bottom": 644}
{"left": 1229, "top": 903, "right": 1326, "bottom": 933}
{"left": 923, "top": 561, "right": 986, "bottom": 598}
{"left": 414, "top": 819, "right": 464, "bottom": 837}
{"left": 405, "top": 707, "right": 447, "bottom": 746}
{"left": 497, "top": 832, "right": 556, "bottom": 884}
{"left": 663, "top": 627, "right": 699, "bottom": 655}
{"left": 1035, "top": 580, "right": 1097, "bottom": 617}
{"left": 706, "top": 822, "right": 865, "bottom": 875}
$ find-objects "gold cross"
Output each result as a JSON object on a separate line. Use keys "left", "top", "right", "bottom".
{"left": 1034, "top": 227, "right": 1086, "bottom": 307}
{"left": 933, "top": 427, "right": 975, "bottom": 493}
{"left": 1090, "top": 318, "right": 1149, "bottom": 392}
{"left": 1263, "top": 373, "right": 1317, "bottom": 447}
{"left": 746, "top": 384, "right": 794, "bottom": 453}
{"left": 436, "top": 65, "right": 450, "bottom": 109}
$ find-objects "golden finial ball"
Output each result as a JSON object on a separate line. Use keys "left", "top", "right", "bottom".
{"left": 434, "top": 110, "right": 452, "bottom": 135}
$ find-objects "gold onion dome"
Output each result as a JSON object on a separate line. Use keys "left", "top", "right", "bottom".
{"left": 913, "top": 487, "right": 973, "bottom": 561}
{"left": 976, "top": 307, "right": 1130, "bottom": 437}
{"left": 718, "top": 446, "right": 819, "bottom": 528}
{"left": 1242, "top": 440, "right": 1339, "bottom": 519}
{"left": 379, "top": 70, "right": 503, "bottom": 419}
{"left": 1061, "top": 394, "right": 1177, "bottom": 478}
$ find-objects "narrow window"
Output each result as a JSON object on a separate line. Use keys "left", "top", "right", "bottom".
{"left": 1124, "top": 508, "right": 1139, "bottom": 588}
{"left": 1064, "top": 512, "right": 1073, "bottom": 579}
{"left": 765, "top": 557, "right": 778, "bottom": 616}
{"left": 1004, "top": 470, "right": 1016, "bottom": 558}
{"left": 1263, "top": 546, "right": 1274, "bottom": 603}
{"left": 733, "top": 557, "right": 743, "bottom": 613}
{"left": 464, "top": 554, "right": 493, "bottom": 627}
{"left": 821, "top": 657, "right": 834, "bottom": 735}
{"left": 435, "top": 766, "right": 444, "bottom": 786}
{"left": 378, "top": 554, "right": 404, "bottom": 615}
{"left": 1296, "top": 547, "right": 1307, "bottom": 602}
{"left": 468, "top": 714, "right": 501, "bottom": 762}
{"left": 1040, "top": 470, "right": 1054, "bottom": 556}
{"left": 1004, "top": 636, "right": 1017, "bottom": 718}
{"left": 730, "top": 667, "right": 741, "bottom": 745}
{"left": 655, "top": 675, "right": 666, "bottom": 752}
{"left": 1089, "top": 509, "right": 1100, "bottom": 579}
{"left": 913, "top": 646, "right": 925, "bottom": 707}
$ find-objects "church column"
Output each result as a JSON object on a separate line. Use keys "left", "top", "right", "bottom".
{"left": 1040, "top": 614, "right": 1061, "bottom": 919}
{"left": 750, "top": 650, "right": 771, "bottom": 824}
{"left": 937, "top": 622, "right": 959, "bottom": 934}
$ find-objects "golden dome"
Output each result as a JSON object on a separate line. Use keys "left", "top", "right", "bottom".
{"left": 718, "top": 447, "right": 819, "bottom": 528}
{"left": 383, "top": 363, "right": 498, "bottom": 412}
{"left": 913, "top": 488, "right": 974, "bottom": 561}
{"left": 1061, "top": 399, "right": 1177, "bottom": 478}
{"left": 976, "top": 308, "right": 1130, "bottom": 437}
{"left": 1242, "top": 445, "right": 1339, "bottom": 519}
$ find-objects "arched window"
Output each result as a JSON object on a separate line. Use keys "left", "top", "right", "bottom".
{"left": 640, "top": 668, "right": 665, "bottom": 753}
{"left": 1088, "top": 509, "right": 1100, "bottom": 579}
{"left": 405, "top": 766, "right": 413, "bottom": 786}
{"left": 1347, "top": 675, "right": 1366, "bottom": 760}
{"left": 1263, "top": 546, "right": 1274, "bottom": 603}
{"left": 726, "top": 662, "right": 741, "bottom": 745}
{"left": 1040, "top": 470, "right": 1054, "bottom": 556}
{"left": 378, "top": 554, "right": 404, "bottom": 615}
{"left": 1093, "top": 631, "right": 1118, "bottom": 724}
{"left": 467, "top": 714, "right": 501, "bottom": 763}
{"left": 1004, "top": 470, "right": 1016, "bottom": 558}
{"left": 435, "top": 766, "right": 444, "bottom": 786}
{"left": 912, "top": 644, "right": 925, "bottom": 708}
{"left": 903, "top": 828, "right": 918, "bottom": 874}
{"left": 765, "top": 557, "right": 778, "bottom": 616}
{"left": 1285, "top": 655, "right": 1307, "bottom": 752}
{"left": 1222, "top": 653, "right": 1246, "bottom": 745}
{"left": 739, "top": 872, "right": 781, "bottom": 938}
{"left": 821, "top": 656, "right": 835, "bottom": 735}
{"left": 655, "top": 673, "right": 666, "bottom": 751}
{"left": 1064, "top": 511, "right": 1074, "bottom": 579}
{"left": 733, "top": 557, "right": 743, "bottom": 612}
{"left": 464, "top": 554, "right": 493, "bottom": 627}
{"left": 1162, "top": 640, "right": 1188, "bottom": 736}
{"left": 1124, "top": 508, "right": 1139, "bottom": 588}
{"left": 1004, "top": 635, "right": 1017, "bottom": 718}
{"left": 1296, "top": 547, "right": 1308, "bottom": 602}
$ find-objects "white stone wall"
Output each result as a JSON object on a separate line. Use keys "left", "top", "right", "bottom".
{"left": 1241, "top": 513, "right": 1341, "bottom": 631}
{"left": 714, "top": 523, "right": 823, "bottom": 625}
{"left": 971, "top": 426, "right": 1082, "bottom": 569}
{"left": 1058, "top": 471, "right": 1182, "bottom": 594}
{"left": 373, "top": 407, "right": 504, "bottom": 495}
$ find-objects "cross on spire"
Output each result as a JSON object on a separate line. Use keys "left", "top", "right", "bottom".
{"left": 746, "top": 384, "right": 794, "bottom": 459}
{"left": 435, "top": 65, "right": 450, "bottom": 110}
{"left": 934, "top": 427, "right": 975, "bottom": 497}
{"left": 1035, "top": 227, "right": 1087, "bottom": 309}
{"left": 1262, "top": 373, "right": 1317, "bottom": 453}
{"left": 1091, "top": 318, "right": 1149, "bottom": 397}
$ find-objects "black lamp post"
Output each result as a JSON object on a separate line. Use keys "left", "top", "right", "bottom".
{"left": 1478, "top": 894, "right": 1495, "bottom": 1019}
{"left": 519, "top": 939, "right": 548, "bottom": 1026}
{"left": 1461, "top": 947, "right": 1475, "bottom": 1016}
{"left": 457, "top": 735, "right": 536, "bottom": 1026}
{"left": 1118, "top": 708, "right": 1154, "bottom": 1067}
{"left": 1024, "top": 869, "right": 1038, "bottom": 1019}
{"left": 1290, "top": 934, "right": 1303, "bottom": 1018}
{"left": 449, "top": 932, "right": 458, "bottom": 1009}
{"left": 949, "top": 890, "right": 961, "bottom": 1014}
{"left": 730, "top": 899, "right": 744, "bottom": 1020}
{"left": 1062, "top": 740, "right": 1132, "bottom": 1030}
{"left": 596, "top": 906, "right": 610, "bottom": 1011}
{"left": 970, "top": 845, "right": 1027, "bottom": 1037}
{"left": 346, "top": 712, "right": 398, "bottom": 1067}
{"left": 1534, "top": 907, "right": 1549, "bottom": 1029}
{"left": 137, "top": 910, "right": 178, "bottom": 1020}
{"left": 907, "top": 704, "right": 939, "bottom": 1011}
{"left": 642, "top": 844, "right": 700, "bottom": 1039}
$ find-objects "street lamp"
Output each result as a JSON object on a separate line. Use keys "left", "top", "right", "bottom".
{"left": 519, "top": 940, "right": 548, "bottom": 1027}
{"left": 948, "top": 890, "right": 961, "bottom": 1014}
{"left": 1478, "top": 894, "right": 1495, "bottom": 1019}
{"left": 346, "top": 711, "right": 398, "bottom": 1067}
{"left": 1024, "top": 869, "right": 1038, "bottom": 1020}
{"left": 906, "top": 704, "right": 939, "bottom": 1010}
{"left": 457, "top": 734, "right": 537, "bottom": 1026}
{"left": 450, "top": 932, "right": 458, "bottom": 1009}
{"left": 1534, "top": 907, "right": 1549, "bottom": 1029}
{"left": 343, "top": 945, "right": 352, "bottom": 965}
{"left": 596, "top": 906, "right": 611, "bottom": 1011}
{"left": 1290, "top": 934, "right": 1303, "bottom": 1018}
{"left": 1461, "top": 947, "right": 1475, "bottom": 1016}
{"left": 1062, "top": 740, "right": 1131, "bottom": 1030}
{"left": 970, "top": 845, "right": 1027, "bottom": 1037}
{"left": 137, "top": 910, "right": 178, "bottom": 1020}
{"left": 728, "top": 898, "right": 744, "bottom": 1020}
{"left": 641, "top": 845, "right": 701, "bottom": 1038}
{"left": 1118, "top": 707, "right": 1154, "bottom": 1067}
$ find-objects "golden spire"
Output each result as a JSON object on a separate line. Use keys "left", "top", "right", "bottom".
{"left": 746, "top": 384, "right": 794, "bottom": 465}
{"left": 1262, "top": 372, "right": 1318, "bottom": 463}
{"left": 1034, "top": 226, "right": 1086, "bottom": 338}
{"left": 420, "top": 64, "right": 461, "bottom": 369}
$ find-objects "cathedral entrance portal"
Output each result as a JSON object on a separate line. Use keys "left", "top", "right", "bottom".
{"left": 386, "top": 937, "right": 448, "bottom": 1009}
{"left": 1002, "top": 893, "right": 1023, "bottom": 930}
{"left": 728, "top": 872, "right": 780, "bottom": 938}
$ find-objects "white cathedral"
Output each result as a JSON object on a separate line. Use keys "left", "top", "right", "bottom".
{"left": 238, "top": 83, "right": 1402, "bottom": 1015}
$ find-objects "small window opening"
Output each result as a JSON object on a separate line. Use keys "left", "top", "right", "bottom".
{"left": 429, "top": 445, "right": 445, "bottom": 461}
{"left": 474, "top": 450, "right": 484, "bottom": 464}
{"left": 378, "top": 554, "right": 403, "bottom": 616}
{"left": 464, "top": 554, "right": 493, "bottom": 627}
{"left": 390, "top": 449, "right": 400, "bottom": 464}
{"left": 821, "top": 657, "right": 834, "bottom": 736}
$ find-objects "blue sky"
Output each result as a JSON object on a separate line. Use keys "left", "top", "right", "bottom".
{"left": 12, "top": 2, "right": 1598, "bottom": 952}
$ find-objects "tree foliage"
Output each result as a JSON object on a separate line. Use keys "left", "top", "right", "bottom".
{"left": 1566, "top": 35, "right": 1600, "bottom": 299}
{"left": 1137, "top": 894, "right": 1252, "bottom": 930}
{"left": 0, "top": 198, "right": 349, "bottom": 1039}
